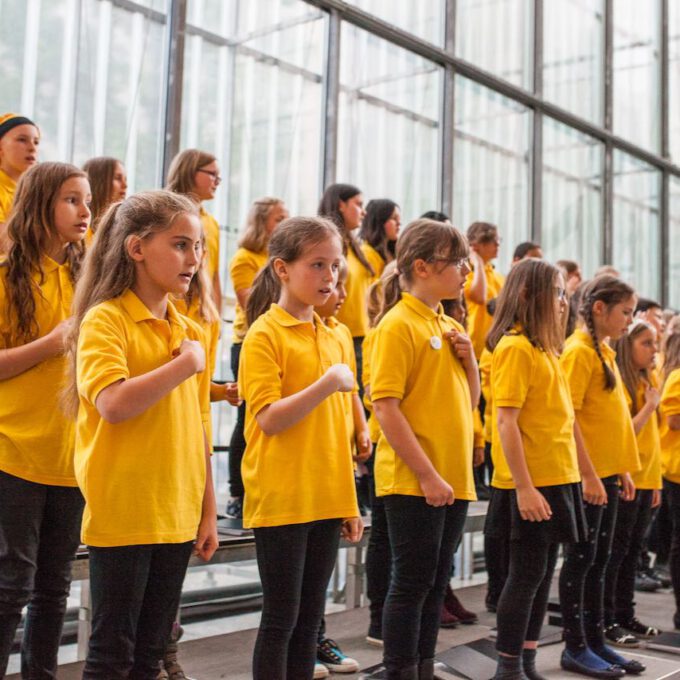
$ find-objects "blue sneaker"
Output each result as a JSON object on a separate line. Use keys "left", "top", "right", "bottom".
{"left": 317, "top": 638, "right": 359, "bottom": 673}
{"left": 593, "top": 644, "right": 646, "bottom": 675}
{"left": 560, "top": 648, "right": 625, "bottom": 679}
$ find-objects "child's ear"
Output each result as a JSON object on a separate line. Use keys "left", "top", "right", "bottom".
{"left": 272, "top": 257, "right": 288, "bottom": 281}
{"left": 413, "top": 258, "right": 429, "bottom": 278}
{"left": 126, "top": 235, "right": 145, "bottom": 262}
{"left": 592, "top": 300, "right": 606, "bottom": 317}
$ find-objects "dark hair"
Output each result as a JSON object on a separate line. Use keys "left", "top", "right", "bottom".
{"left": 566, "top": 282, "right": 584, "bottom": 337}
{"left": 246, "top": 216, "right": 342, "bottom": 326}
{"left": 318, "top": 183, "right": 373, "bottom": 275}
{"left": 420, "top": 210, "right": 449, "bottom": 222}
{"left": 378, "top": 219, "right": 468, "bottom": 323}
{"left": 82, "top": 156, "right": 124, "bottom": 232}
{"left": 442, "top": 296, "right": 468, "bottom": 329}
{"left": 486, "top": 259, "right": 565, "bottom": 354}
{"left": 556, "top": 259, "right": 580, "bottom": 276}
{"left": 359, "top": 198, "right": 399, "bottom": 262}
{"left": 467, "top": 221, "right": 498, "bottom": 244}
{"left": 578, "top": 275, "right": 636, "bottom": 391}
{"left": 635, "top": 297, "right": 662, "bottom": 314}
{"left": 513, "top": 241, "right": 541, "bottom": 260}
{"left": 613, "top": 320, "right": 654, "bottom": 413}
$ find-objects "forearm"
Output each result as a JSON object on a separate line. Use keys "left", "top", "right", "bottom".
{"left": 352, "top": 393, "right": 368, "bottom": 433}
{"left": 201, "top": 436, "right": 217, "bottom": 519}
{"left": 212, "top": 272, "right": 222, "bottom": 315}
{"left": 464, "top": 360, "right": 481, "bottom": 409}
{"left": 256, "top": 374, "right": 335, "bottom": 435}
{"left": 497, "top": 411, "right": 534, "bottom": 489}
{"left": 96, "top": 353, "right": 198, "bottom": 423}
{"left": 632, "top": 403, "right": 655, "bottom": 434}
{"left": 374, "top": 398, "right": 439, "bottom": 481}
{"left": 0, "top": 335, "right": 58, "bottom": 380}
{"left": 467, "top": 266, "right": 487, "bottom": 304}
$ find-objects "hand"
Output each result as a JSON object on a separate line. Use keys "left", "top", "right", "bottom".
{"left": 194, "top": 514, "right": 218, "bottom": 561}
{"left": 469, "top": 249, "right": 485, "bottom": 270}
{"left": 516, "top": 486, "right": 552, "bottom": 522}
{"left": 353, "top": 429, "right": 372, "bottom": 463}
{"left": 419, "top": 472, "right": 454, "bottom": 507}
{"left": 325, "top": 363, "right": 355, "bottom": 392}
{"left": 46, "top": 318, "right": 72, "bottom": 355}
{"left": 582, "top": 474, "right": 608, "bottom": 505}
{"left": 224, "top": 382, "right": 242, "bottom": 406}
{"left": 619, "top": 472, "right": 636, "bottom": 501}
{"left": 652, "top": 488, "right": 662, "bottom": 508}
{"left": 644, "top": 385, "right": 661, "bottom": 409}
{"left": 175, "top": 339, "right": 205, "bottom": 373}
{"left": 341, "top": 516, "right": 364, "bottom": 543}
{"left": 473, "top": 446, "right": 485, "bottom": 468}
{"left": 445, "top": 329, "right": 476, "bottom": 365}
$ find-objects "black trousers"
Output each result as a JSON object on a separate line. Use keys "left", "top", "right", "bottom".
{"left": 82, "top": 542, "right": 193, "bottom": 679}
{"left": 228, "top": 342, "right": 246, "bottom": 498}
{"left": 666, "top": 481, "right": 680, "bottom": 614}
{"left": 382, "top": 495, "right": 468, "bottom": 671}
{"left": 0, "top": 469, "right": 84, "bottom": 679}
{"left": 252, "top": 519, "right": 341, "bottom": 680}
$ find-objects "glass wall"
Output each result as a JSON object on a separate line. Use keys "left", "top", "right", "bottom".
{"left": 542, "top": 118, "right": 604, "bottom": 277}
{"left": 452, "top": 77, "right": 531, "bottom": 274}
{"left": 670, "top": 176, "right": 680, "bottom": 309}
{"left": 669, "top": 0, "right": 680, "bottom": 163}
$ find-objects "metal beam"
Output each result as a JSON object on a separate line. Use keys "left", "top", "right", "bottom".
{"left": 441, "top": 0, "right": 455, "bottom": 218}
{"left": 321, "top": 9, "right": 341, "bottom": 189}
{"left": 531, "top": 0, "right": 544, "bottom": 243}
{"left": 661, "top": 0, "right": 670, "bottom": 305}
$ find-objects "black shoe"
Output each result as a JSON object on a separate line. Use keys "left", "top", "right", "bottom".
{"left": 634, "top": 572, "right": 659, "bottom": 592}
{"left": 560, "top": 649, "right": 626, "bottom": 679}
{"left": 593, "top": 645, "right": 646, "bottom": 675}
{"left": 226, "top": 496, "right": 243, "bottom": 519}
{"left": 646, "top": 567, "right": 672, "bottom": 588}
{"left": 604, "top": 623, "right": 639, "bottom": 648}
{"left": 621, "top": 617, "right": 660, "bottom": 638}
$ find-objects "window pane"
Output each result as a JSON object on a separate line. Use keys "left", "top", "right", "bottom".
{"left": 612, "top": 151, "right": 661, "bottom": 299}
{"left": 543, "top": 0, "right": 604, "bottom": 125}
{"left": 455, "top": 0, "right": 533, "bottom": 90}
{"left": 453, "top": 77, "right": 531, "bottom": 274}
{"left": 669, "top": 1, "right": 680, "bottom": 162}
{"left": 337, "top": 23, "right": 443, "bottom": 221}
{"left": 669, "top": 176, "right": 680, "bottom": 309}
{"left": 613, "top": 0, "right": 661, "bottom": 152}
{"left": 542, "top": 118, "right": 603, "bottom": 277}
{"left": 340, "top": 0, "right": 445, "bottom": 46}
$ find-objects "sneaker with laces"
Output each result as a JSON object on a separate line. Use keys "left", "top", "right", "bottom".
{"left": 604, "top": 623, "right": 640, "bottom": 648}
{"left": 314, "top": 662, "right": 330, "bottom": 678}
{"left": 317, "top": 638, "right": 360, "bottom": 673}
{"left": 622, "top": 617, "right": 660, "bottom": 638}
{"left": 226, "top": 496, "right": 243, "bottom": 519}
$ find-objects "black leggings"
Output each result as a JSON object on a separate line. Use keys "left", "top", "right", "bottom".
{"left": 604, "top": 490, "right": 654, "bottom": 625}
{"left": 253, "top": 519, "right": 341, "bottom": 680}
{"left": 667, "top": 481, "right": 680, "bottom": 614}
{"left": 495, "top": 539, "right": 559, "bottom": 655}
{"left": 228, "top": 343, "right": 246, "bottom": 498}
{"left": 559, "top": 480, "right": 620, "bottom": 651}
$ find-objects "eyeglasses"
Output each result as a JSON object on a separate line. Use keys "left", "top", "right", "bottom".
{"left": 197, "top": 169, "right": 222, "bottom": 184}
{"left": 554, "top": 287, "right": 567, "bottom": 301}
{"left": 428, "top": 256, "right": 470, "bottom": 272}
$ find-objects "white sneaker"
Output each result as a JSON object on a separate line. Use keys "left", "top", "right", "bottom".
{"left": 317, "top": 637, "right": 360, "bottom": 673}
{"left": 314, "top": 662, "right": 330, "bottom": 678}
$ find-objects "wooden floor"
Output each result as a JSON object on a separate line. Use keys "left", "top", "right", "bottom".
{"left": 10, "top": 581, "right": 680, "bottom": 679}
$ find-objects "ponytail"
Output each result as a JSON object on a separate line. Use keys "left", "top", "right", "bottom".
{"left": 375, "top": 270, "right": 403, "bottom": 324}
{"left": 246, "top": 263, "right": 280, "bottom": 327}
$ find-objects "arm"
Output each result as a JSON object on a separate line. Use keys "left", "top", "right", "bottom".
{"left": 194, "top": 429, "right": 219, "bottom": 561}
{"left": 255, "top": 364, "right": 353, "bottom": 436}
{"left": 446, "top": 329, "right": 480, "bottom": 408}
{"left": 211, "top": 271, "right": 222, "bottom": 316}
{"left": 373, "top": 397, "right": 453, "bottom": 506}
{"left": 0, "top": 320, "right": 66, "bottom": 380}
{"left": 235, "top": 288, "right": 250, "bottom": 311}
{"left": 497, "top": 406, "right": 552, "bottom": 521}
{"left": 466, "top": 251, "right": 487, "bottom": 305}
{"left": 352, "top": 393, "right": 371, "bottom": 462}
{"left": 632, "top": 384, "right": 660, "bottom": 434}
{"left": 573, "top": 419, "right": 607, "bottom": 505}
{"left": 96, "top": 340, "right": 204, "bottom": 424}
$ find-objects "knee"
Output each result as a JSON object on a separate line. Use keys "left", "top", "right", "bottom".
{"left": 0, "top": 585, "right": 31, "bottom": 613}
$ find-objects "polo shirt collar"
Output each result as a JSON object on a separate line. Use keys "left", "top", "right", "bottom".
{"left": 401, "top": 292, "right": 442, "bottom": 321}
{"left": 573, "top": 327, "right": 615, "bottom": 360}
{"left": 120, "top": 288, "right": 188, "bottom": 329}
{"left": 268, "top": 303, "right": 325, "bottom": 329}
{"left": 0, "top": 168, "right": 16, "bottom": 191}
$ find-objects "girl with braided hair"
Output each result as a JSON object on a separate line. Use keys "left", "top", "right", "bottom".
{"left": 558, "top": 275, "right": 644, "bottom": 678}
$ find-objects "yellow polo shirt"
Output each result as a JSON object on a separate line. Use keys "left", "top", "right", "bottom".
{"left": 75, "top": 290, "right": 210, "bottom": 546}
{"left": 239, "top": 304, "right": 359, "bottom": 528}
{"left": 560, "top": 329, "right": 640, "bottom": 478}
{"left": 473, "top": 408, "right": 484, "bottom": 449}
{"left": 361, "top": 242, "right": 386, "bottom": 279}
{"left": 625, "top": 381, "right": 662, "bottom": 490}
{"left": 200, "top": 207, "right": 220, "bottom": 284}
{"left": 660, "top": 368, "right": 680, "bottom": 484}
{"left": 362, "top": 329, "right": 382, "bottom": 444}
{"left": 371, "top": 293, "right": 476, "bottom": 500}
{"left": 479, "top": 348, "right": 493, "bottom": 444}
{"left": 491, "top": 332, "right": 580, "bottom": 489}
{"left": 464, "top": 262, "right": 504, "bottom": 358}
{"left": 336, "top": 248, "right": 375, "bottom": 338}
{"left": 230, "top": 247, "right": 268, "bottom": 343}
{"left": 0, "top": 168, "right": 16, "bottom": 224}
{"left": 0, "top": 257, "right": 76, "bottom": 486}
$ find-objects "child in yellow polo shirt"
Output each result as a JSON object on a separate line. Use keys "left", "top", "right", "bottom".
{"left": 559, "top": 275, "right": 644, "bottom": 677}
{"left": 238, "top": 216, "right": 362, "bottom": 680}
{"left": 0, "top": 113, "right": 40, "bottom": 250}
{"left": 64, "top": 190, "right": 218, "bottom": 678}
{"left": 226, "top": 197, "right": 288, "bottom": 520}
{"left": 486, "top": 259, "right": 595, "bottom": 680}
{"left": 371, "top": 218, "right": 479, "bottom": 679}
{"left": 358, "top": 198, "right": 400, "bottom": 278}
{"left": 659, "top": 333, "right": 680, "bottom": 630}
{"left": 604, "top": 321, "right": 662, "bottom": 646}
{"left": 82, "top": 156, "right": 127, "bottom": 237}
{"left": 0, "top": 162, "right": 89, "bottom": 678}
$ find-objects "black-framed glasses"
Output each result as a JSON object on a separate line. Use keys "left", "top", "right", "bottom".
{"left": 197, "top": 169, "right": 222, "bottom": 183}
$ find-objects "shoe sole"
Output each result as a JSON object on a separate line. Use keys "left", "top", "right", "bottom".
{"left": 560, "top": 660, "right": 625, "bottom": 679}
{"left": 606, "top": 637, "right": 641, "bottom": 648}
{"left": 321, "top": 663, "right": 360, "bottom": 673}
{"left": 366, "top": 636, "right": 384, "bottom": 647}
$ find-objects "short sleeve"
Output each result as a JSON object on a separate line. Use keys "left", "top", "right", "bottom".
{"left": 77, "top": 308, "right": 130, "bottom": 406}
{"left": 479, "top": 349, "right": 492, "bottom": 403}
{"left": 239, "top": 325, "right": 283, "bottom": 416}
{"left": 661, "top": 370, "right": 680, "bottom": 417}
{"left": 371, "top": 324, "right": 414, "bottom": 402}
{"left": 560, "top": 345, "right": 594, "bottom": 411}
{"left": 230, "top": 250, "right": 261, "bottom": 292}
{"left": 492, "top": 339, "right": 533, "bottom": 408}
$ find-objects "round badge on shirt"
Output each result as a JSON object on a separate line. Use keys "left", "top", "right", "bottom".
{"left": 430, "top": 336, "right": 442, "bottom": 350}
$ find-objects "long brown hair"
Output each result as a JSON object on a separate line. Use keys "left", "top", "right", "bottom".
{"left": 246, "top": 216, "right": 342, "bottom": 326}
{"left": 613, "top": 320, "right": 654, "bottom": 413}
{"left": 377, "top": 218, "right": 468, "bottom": 324}
{"left": 62, "top": 190, "right": 198, "bottom": 416}
{"left": 82, "top": 156, "right": 122, "bottom": 232}
{"left": 318, "top": 183, "right": 374, "bottom": 276}
{"left": 239, "top": 197, "right": 283, "bottom": 253}
{"left": 486, "top": 259, "right": 565, "bottom": 354}
{"left": 663, "top": 333, "right": 680, "bottom": 384}
{"left": 185, "top": 240, "right": 219, "bottom": 324}
{"left": 578, "top": 275, "right": 635, "bottom": 391}
{"left": 165, "top": 148, "right": 216, "bottom": 201}
{"left": 4, "top": 162, "right": 87, "bottom": 344}
{"left": 367, "top": 260, "right": 397, "bottom": 328}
